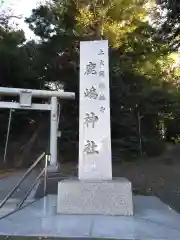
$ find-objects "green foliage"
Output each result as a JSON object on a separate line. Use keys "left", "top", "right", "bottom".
{"left": 1, "top": 0, "right": 180, "bottom": 163}
{"left": 23, "top": 0, "right": 180, "bottom": 160}
{"left": 0, "top": 30, "right": 41, "bottom": 88}
{"left": 156, "top": 0, "right": 180, "bottom": 50}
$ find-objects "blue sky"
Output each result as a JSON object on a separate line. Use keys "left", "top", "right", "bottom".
{"left": 2, "top": 0, "right": 41, "bottom": 39}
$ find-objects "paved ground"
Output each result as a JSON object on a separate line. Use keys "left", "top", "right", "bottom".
{"left": 0, "top": 169, "right": 40, "bottom": 200}
{"left": 0, "top": 238, "right": 108, "bottom": 240}
{"left": 0, "top": 195, "right": 180, "bottom": 239}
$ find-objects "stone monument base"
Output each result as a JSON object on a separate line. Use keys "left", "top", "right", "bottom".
{"left": 57, "top": 178, "right": 133, "bottom": 216}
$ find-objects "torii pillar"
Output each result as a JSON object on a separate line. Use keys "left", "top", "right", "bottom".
{"left": 0, "top": 87, "right": 75, "bottom": 172}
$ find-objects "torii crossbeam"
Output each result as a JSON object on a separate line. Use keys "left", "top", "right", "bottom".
{"left": 0, "top": 87, "right": 75, "bottom": 172}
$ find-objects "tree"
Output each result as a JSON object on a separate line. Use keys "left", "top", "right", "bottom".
{"left": 0, "top": 0, "right": 41, "bottom": 89}
{"left": 0, "top": 3, "right": 49, "bottom": 166}
{"left": 24, "top": 0, "right": 180, "bottom": 160}
{"left": 0, "top": 0, "right": 21, "bottom": 29}
{"left": 155, "top": 0, "right": 180, "bottom": 50}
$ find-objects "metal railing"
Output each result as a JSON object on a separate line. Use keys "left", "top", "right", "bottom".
{"left": 0, "top": 152, "right": 47, "bottom": 214}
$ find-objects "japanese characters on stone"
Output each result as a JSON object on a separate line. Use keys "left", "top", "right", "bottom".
{"left": 84, "top": 51, "right": 105, "bottom": 78}
{"left": 100, "top": 60, "right": 104, "bottom": 67}
{"left": 83, "top": 47, "right": 106, "bottom": 155}
{"left": 84, "top": 112, "right": 99, "bottom": 128}
{"left": 100, "top": 106, "right": 105, "bottom": 113}
{"left": 99, "top": 58, "right": 105, "bottom": 76}
{"left": 84, "top": 140, "right": 99, "bottom": 155}
{"left": 98, "top": 49, "right": 104, "bottom": 55}
{"left": 84, "top": 62, "right": 97, "bottom": 75}
{"left": 79, "top": 40, "right": 111, "bottom": 180}
{"left": 84, "top": 85, "right": 98, "bottom": 99}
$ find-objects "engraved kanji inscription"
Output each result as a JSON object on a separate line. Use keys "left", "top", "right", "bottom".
{"left": 99, "top": 82, "right": 106, "bottom": 89}
{"left": 85, "top": 62, "right": 97, "bottom": 75}
{"left": 84, "top": 140, "right": 99, "bottom": 154}
{"left": 99, "top": 71, "right": 105, "bottom": 77}
{"left": 98, "top": 49, "right": 104, "bottom": 55}
{"left": 84, "top": 86, "right": 98, "bottom": 99}
{"left": 84, "top": 112, "right": 99, "bottom": 128}
{"left": 99, "top": 93, "right": 106, "bottom": 100}
{"left": 100, "top": 106, "right": 105, "bottom": 113}
{"left": 100, "top": 60, "right": 104, "bottom": 68}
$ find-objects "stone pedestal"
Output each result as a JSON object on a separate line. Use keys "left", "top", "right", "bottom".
{"left": 57, "top": 178, "right": 133, "bottom": 216}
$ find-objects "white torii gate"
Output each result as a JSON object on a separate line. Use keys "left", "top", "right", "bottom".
{"left": 0, "top": 87, "right": 75, "bottom": 172}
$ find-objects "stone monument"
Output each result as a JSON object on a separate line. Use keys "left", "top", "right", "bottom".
{"left": 79, "top": 40, "right": 112, "bottom": 180}
{"left": 57, "top": 40, "right": 133, "bottom": 216}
